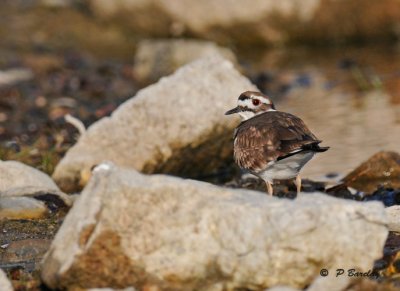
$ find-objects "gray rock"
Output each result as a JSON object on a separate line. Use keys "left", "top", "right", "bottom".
{"left": 52, "top": 54, "right": 255, "bottom": 192}
{"left": 0, "top": 188, "right": 72, "bottom": 219}
{"left": 385, "top": 205, "right": 400, "bottom": 232}
{"left": 42, "top": 164, "right": 388, "bottom": 290}
{"left": 134, "top": 39, "right": 237, "bottom": 83}
{"left": 0, "top": 197, "right": 47, "bottom": 220}
{"left": 0, "top": 161, "right": 72, "bottom": 219}
{"left": 0, "top": 268, "right": 13, "bottom": 291}
{"left": 0, "top": 160, "right": 59, "bottom": 193}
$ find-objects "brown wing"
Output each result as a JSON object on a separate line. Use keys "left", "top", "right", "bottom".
{"left": 233, "top": 111, "right": 321, "bottom": 173}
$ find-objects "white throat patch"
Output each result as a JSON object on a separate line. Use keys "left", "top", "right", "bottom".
{"left": 238, "top": 111, "right": 256, "bottom": 120}
{"left": 238, "top": 109, "right": 276, "bottom": 120}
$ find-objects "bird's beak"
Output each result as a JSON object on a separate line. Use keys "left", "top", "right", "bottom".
{"left": 225, "top": 106, "right": 240, "bottom": 115}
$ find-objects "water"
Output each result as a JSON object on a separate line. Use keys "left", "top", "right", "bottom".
{"left": 241, "top": 45, "right": 400, "bottom": 179}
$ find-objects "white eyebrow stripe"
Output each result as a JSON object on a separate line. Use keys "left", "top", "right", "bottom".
{"left": 258, "top": 96, "right": 271, "bottom": 104}
{"left": 238, "top": 98, "right": 257, "bottom": 109}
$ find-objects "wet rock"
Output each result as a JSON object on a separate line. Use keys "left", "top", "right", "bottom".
{"left": 52, "top": 54, "right": 255, "bottom": 192}
{"left": 0, "top": 160, "right": 59, "bottom": 193}
{"left": 87, "top": 0, "right": 400, "bottom": 46}
{"left": 42, "top": 165, "right": 388, "bottom": 290}
{"left": 343, "top": 151, "right": 400, "bottom": 193}
{"left": 134, "top": 39, "right": 237, "bottom": 83}
{"left": 0, "top": 269, "right": 13, "bottom": 291}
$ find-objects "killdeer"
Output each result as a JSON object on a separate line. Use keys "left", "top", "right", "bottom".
{"left": 225, "top": 91, "right": 329, "bottom": 196}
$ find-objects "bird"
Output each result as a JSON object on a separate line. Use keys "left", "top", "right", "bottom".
{"left": 225, "top": 91, "right": 329, "bottom": 196}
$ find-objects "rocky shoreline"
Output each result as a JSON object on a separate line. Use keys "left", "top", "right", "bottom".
{"left": 1, "top": 55, "right": 400, "bottom": 290}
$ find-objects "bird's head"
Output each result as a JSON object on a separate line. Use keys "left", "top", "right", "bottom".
{"left": 225, "top": 91, "right": 276, "bottom": 120}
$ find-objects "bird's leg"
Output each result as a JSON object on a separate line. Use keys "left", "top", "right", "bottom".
{"left": 295, "top": 175, "right": 302, "bottom": 194}
{"left": 266, "top": 181, "right": 273, "bottom": 196}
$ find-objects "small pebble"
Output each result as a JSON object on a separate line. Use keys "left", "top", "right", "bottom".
{"left": 0, "top": 112, "right": 8, "bottom": 122}
{"left": 1, "top": 244, "right": 9, "bottom": 249}
{"left": 35, "top": 96, "right": 47, "bottom": 107}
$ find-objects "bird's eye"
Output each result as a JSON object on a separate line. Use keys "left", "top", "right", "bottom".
{"left": 252, "top": 99, "right": 260, "bottom": 106}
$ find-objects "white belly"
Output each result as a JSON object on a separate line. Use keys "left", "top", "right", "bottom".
{"left": 257, "top": 151, "right": 315, "bottom": 182}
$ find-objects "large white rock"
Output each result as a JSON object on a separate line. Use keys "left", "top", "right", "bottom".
{"left": 41, "top": 164, "right": 388, "bottom": 290}
{"left": 52, "top": 54, "right": 255, "bottom": 192}
{"left": 0, "top": 269, "right": 13, "bottom": 291}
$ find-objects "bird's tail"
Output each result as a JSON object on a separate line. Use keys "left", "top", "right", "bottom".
{"left": 303, "top": 141, "right": 329, "bottom": 152}
{"left": 314, "top": 146, "right": 329, "bottom": 152}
